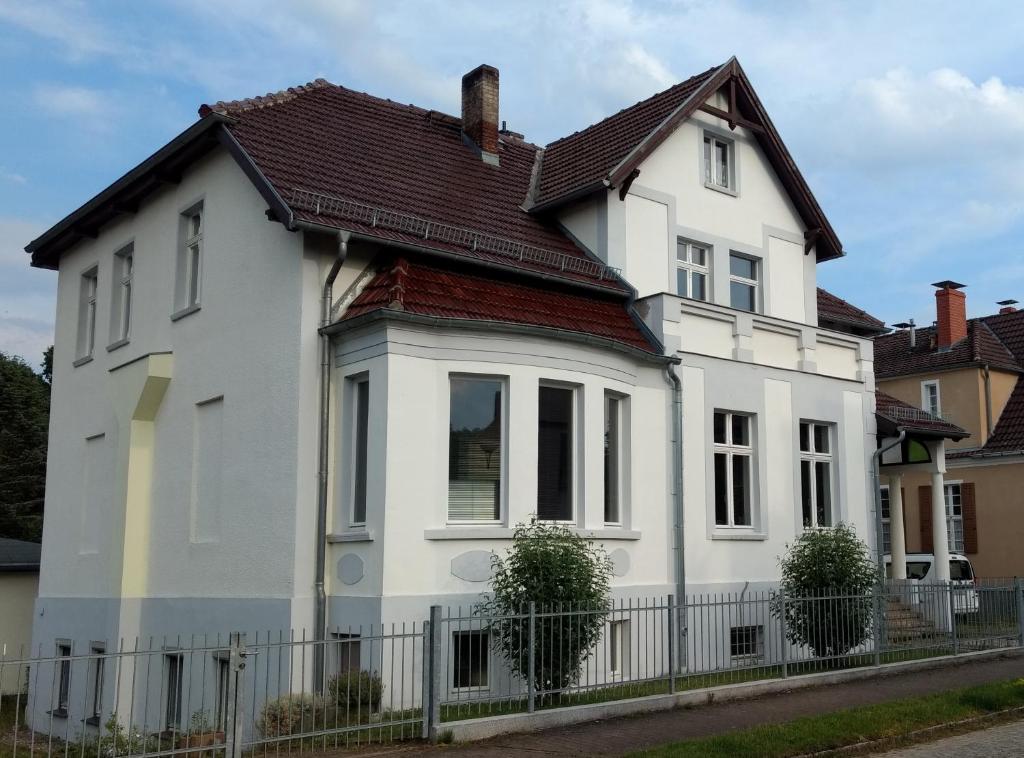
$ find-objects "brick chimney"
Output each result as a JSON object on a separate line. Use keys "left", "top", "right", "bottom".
{"left": 998, "top": 299, "right": 1018, "bottom": 315}
{"left": 933, "top": 280, "right": 967, "bottom": 349}
{"left": 461, "top": 64, "right": 499, "bottom": 163}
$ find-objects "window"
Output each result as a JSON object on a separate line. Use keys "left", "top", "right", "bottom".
{"left": 214, "top": 654, "right": 230, "bottom": 731}
{"left": 608, "top": 620, "right": 630, "bottom": 676}
{"left": 452, "top": 631, "right": 488, "bottom": 690}
{"left": 332, "top": 633, "right": 361, "bottom": 674}
{"left": 351, "top": 378, "right": 370, "bottom": 525}
{"left": 174, "top": 204, "right": 203, "bottom": 315}
{"left": 703, "top": 133, "right": 734, "bottom": 190}
{"left": 799, "top": 422, "right": 834, "bottom": 529}
{"left": 676, "top": 239, "right": 709, "bottom": 301}
{"left": 880, "top": 486, "right": 891, "bottom": 555}
{"left": 165, "top": 654, "right": 183, "bottom": 731}
{"left": 604, "top": 394, "right": 625, "bottom": 524}
{"left": 448, "top": 377, "right": 504, "bottom": 521}
{"left": 730, "top": 626, "right": 764, "bottom": 663}
{"left": 111, "top": 244, "right": 133, "bottom": 344}
{"left": 55, "top": 643, "right": 71, "bottom": 716}
{"left": 77, "top": 268, "right": 99, "bottom": 361}
{"left": 945, "top": 483, "right": 964, "bottom": 553}
{"left": 88, "top": 646, "right": 105, "bottom": 724}
{"left": 921, "top": 381, "right": 941, "bottom": 418}
{"left": 728, "top": 254, "right": 758, "bottom": 312}
{"left": 538, "top": 385, "right": 576, "bottom": 522}
{"left": 713, "top": 411, "right": 754, "bottom": 527}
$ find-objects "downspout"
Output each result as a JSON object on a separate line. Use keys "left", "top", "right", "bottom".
{"left": 983, "top": 364, "right": 993, "bottom": 441}
{"left": 314, "top": 230, "right": 349, "bottom": 691}
{"left": 872, "top": 429, "right": 906, "bottom": 576}
{"left": 664, "top": 360, "right": 686, "bottom": 670}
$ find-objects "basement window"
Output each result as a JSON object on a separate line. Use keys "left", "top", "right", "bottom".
{"left": 452, "top": 630, "right": 489, "bottom": 690}
{"left": 730, "top": 625, "right": 764, "bottom": 663}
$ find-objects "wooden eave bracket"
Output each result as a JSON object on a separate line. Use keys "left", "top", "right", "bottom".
{"left": 618, "top": 168, "right": 641, "bottom": 200}
{"left": 804, "top": 228, "right": 822, "bottom": 254}
{"left": 697, "top": 76, "right": 765, "bottom": 133}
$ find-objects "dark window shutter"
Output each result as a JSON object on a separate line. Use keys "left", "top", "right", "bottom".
{"left": 962, "top": 482, "right": 979, "bottom": 554}
{"left": 919, "top": 485, "right": 933, "bottom": 553}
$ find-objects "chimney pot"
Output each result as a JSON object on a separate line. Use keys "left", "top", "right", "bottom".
{"left": 998, "top": 299, "right": 1018, "bottom": 315}
{"left": 461, "top": 64, "right": 499, "bottom": 161}
{"left": 933, "top": 281, "right": 968, "bottom": 349}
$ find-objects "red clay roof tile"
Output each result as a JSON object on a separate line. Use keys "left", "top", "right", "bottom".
{"left": 817, "top": 288, "right": 886, "bottom": 333}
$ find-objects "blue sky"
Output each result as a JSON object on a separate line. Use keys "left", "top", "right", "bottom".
{"left": 3, "top": 1, "right": 1024, "bottom": 366}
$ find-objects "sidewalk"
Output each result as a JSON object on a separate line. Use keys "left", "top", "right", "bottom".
{"left": 403, "top": 653, "right": 1024, "bottom": 756}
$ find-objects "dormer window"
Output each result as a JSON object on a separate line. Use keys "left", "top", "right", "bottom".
{"left": 676, "top": 238, "right": 709, "bottom": 301}
{"left": 703, "top": 132, "right": 735, "bottom": 193}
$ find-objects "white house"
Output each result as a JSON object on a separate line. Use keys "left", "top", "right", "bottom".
{"left": 24, "top": 58, "right": 878, "bottom": 727}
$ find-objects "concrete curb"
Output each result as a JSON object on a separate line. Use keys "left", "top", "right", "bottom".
{"left": 442, "top": 647, "right": 1024, "bottom": 743}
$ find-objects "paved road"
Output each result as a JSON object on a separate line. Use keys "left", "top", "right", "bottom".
{"left": 876, "top": 718, "right": 1024, "bottom": 756}
{"left": 384, "top": 653, "right": 1024, "bottom": 756}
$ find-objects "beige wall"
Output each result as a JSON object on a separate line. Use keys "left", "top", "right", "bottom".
{"left": 0, "top": 572, "right": 38, "bottom": 694}
{"left": 879, "top": 368, "right": 984, "bottom": 449}
{"left": 891, "top": 461, "right": 1024, "bottom": 578}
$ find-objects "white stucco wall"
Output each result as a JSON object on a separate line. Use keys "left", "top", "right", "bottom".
{"left": 0, "top": 572, "right": 38, "bottom": 693}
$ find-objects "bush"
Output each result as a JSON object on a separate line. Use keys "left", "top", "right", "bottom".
{"left": 327, "top": 669, "right": 383, "bottom": 710}
{"left": 481, "top": 520, "right": 612, "bottom": 697}
{"left": 771, "top": 523, "right": 879, "bottom": 658}
{"left": 256, "top": 693, "right": 324, "bottom": 737}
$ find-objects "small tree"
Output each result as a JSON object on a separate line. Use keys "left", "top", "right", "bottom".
{"left": 482, "top": 521, "right": 612, "bottom": 698}
{"left": 771, "top": 523, "right": 879, "bottom": 659}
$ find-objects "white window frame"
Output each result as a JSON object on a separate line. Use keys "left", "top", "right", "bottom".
{"left": 675, "top": 238, "right": 710, "bottom": 302}
{"left": 165, "top": 653, "right": 184, "bottom": 731}
{"left": 173, "top": 202, "right": 203, "bottom": 319}
{"left": 944, "top": 481, "right": 965, "bottom": 553}
{"left": 728, "top": 253, "right": 759, "bottom": 313}
{"left": 730, "top": 625, "right": 764, "bottom": 664}
{"left": 608, "top": 619, "right": 630, "bottom": 678}
{"left": 921, "top": 380, "right": 941, "bottom": 418}
{"left": 109, "top": 243, "right": 133, "bottom": 348}
{"left": 603, "top": 392, "right": 628, "bottom": 526}
{"left": 348, "top": 375, "right": 370, "bottom": 527}
{"left": 75, "top": 267, "right": 99, "bottom": 364}
{"left": 451, "top": 629, "right": 490, "bottom": 693}
{"left": 799, "top": 421, "right": 836, "bottom": 529}
{"left": 537, "top": 382, "right": 580, "bottom": 524}
{"left": 213, "top": 651, "right": 230, "bottom": 731}
{"left": 447, "top": 374, "right": 507, "bottom": 525}
{"left": 713, "top": 411, "right": 755, "bottom": 529}
{"left": 55, "top": 642, "right": 72, "bottom": 715}
{"left": 702, "top": 130, "right": 736, "bottom": 193}
{"left": 880, "top": 485, "right": 891, "bottom": 555}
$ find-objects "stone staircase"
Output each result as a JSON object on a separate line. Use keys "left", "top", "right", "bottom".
{"left": 884, "top": 597, "right": 943, "bottom": 645}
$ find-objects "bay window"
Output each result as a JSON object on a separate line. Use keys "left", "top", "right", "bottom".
{"left": 538, "top": 384, "right": 576, "bottom": 522}
{"left": 448, "top": 376, "right": 504, "bottom": 521}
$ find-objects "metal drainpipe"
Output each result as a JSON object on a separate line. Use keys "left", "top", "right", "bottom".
{"left": 664, "top": 361, "right": 686, "bottom": 670}
{"left": 313, "top": 230, "right": 349, "bottom": 691}
{"left": 983, "top": 364, "right": 993, "bottom": 440}
{"left": 872, "top": 429, "right": 906, "bottom": 576}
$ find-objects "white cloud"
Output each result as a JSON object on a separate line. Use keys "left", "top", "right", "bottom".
{"left": 0, "top": 318, "right": 53, "bottom": 366}
{"left": 0, "top": 0, "right": 116, "bottom": 59}
{"left": 0, "top": 167, "right": 25, "bottom": 184}
{"left": 0, "top": 217, "right": 55, "bottom": 363}
{"left": 33, "top": 84, "right": 106, "bottom": 119}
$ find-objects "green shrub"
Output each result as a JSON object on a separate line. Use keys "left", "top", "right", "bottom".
{"left": 771, "top": 523, "right": 879, "bottom": 658}
{"left": 481, "top": 520, "right": 612, "bottom": 697}
{"left": 327, "top": 669, "right": 384, "bottom": 710}
{"left": 256, "top": 693, "right": 324, "bottom": 737}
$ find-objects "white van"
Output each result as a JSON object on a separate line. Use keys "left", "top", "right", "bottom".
{"left": 883, "top": 552, "right": 979, "bottom": 614}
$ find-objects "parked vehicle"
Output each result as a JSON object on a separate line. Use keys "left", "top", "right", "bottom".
{"left": 883, "top": 552, "right": 979, "bottom": 614}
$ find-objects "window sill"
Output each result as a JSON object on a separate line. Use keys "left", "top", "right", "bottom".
{"left": 327, "top": 531, "right": 374, "bottom": 543}
{"left": 704, "top": 181, "right": 738, "bottom": 198}
{"left": 72, "top": 355, "right": 94, "bottom": 368}
{"left": 711, "top": 530, "right": 767, "bottom": 541}
{"left": 84, "top": 716, "right": 101, "bottom": 727}
{"left": 424, "top": 527, "right": 641, "bottom": 541}
{"left": 170, "top": 303, "right": 201, "bottom": 322}
{"left": 106, "top": 338, "right": 130, "bottom": 353}
{"left": 48, "top": 709, "right": 68, "bottom": 719}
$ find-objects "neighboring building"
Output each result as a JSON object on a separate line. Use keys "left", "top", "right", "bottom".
{"left": 24, "top": 58, "right": 880, "bottom": 726}
{"left": 0, "top": 538, "right": 41, "bottom": 693}
{"left": 874, "top": 281, "right": 1024, "bottom": 578}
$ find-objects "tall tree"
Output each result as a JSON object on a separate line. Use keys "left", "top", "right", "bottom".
{"left": 0, "top": 350, "right": 50, "bottom": 541}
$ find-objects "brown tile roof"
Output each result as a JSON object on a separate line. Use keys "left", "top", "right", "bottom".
{"left": 533, "top": 66, "right": 720, "bottom": 207}
{"left": 875, "top": 391, "right": 968, "bottom": 440}
{"left": 342, "top": 256, "right": 658, "bottom": 354}
{"left": 816, "top": 288, "right": 886, "bottom": 334}
{"left": 206, "top": 81, "right": 626, "bottom": 291}
{"left": 873, "top": 320, "right": 1020, "bottom": 379}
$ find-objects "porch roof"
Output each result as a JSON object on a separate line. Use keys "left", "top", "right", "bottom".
{"left": 875, "top": 391, "right": 969, "bottom": 441}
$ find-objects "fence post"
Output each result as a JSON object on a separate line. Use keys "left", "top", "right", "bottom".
{"left": 873, "top": 583, "right": 883, "bottom": 667}
{"left": 1015, "top": 578, "right": 1024, "bottom": 648}
{"left": 528, "top": 602, "right": 536, "bottom": 713}
{"left": 949, "top": 582, "right": 959, "bottom": 655}
{"left": 667, "top": 595, "right": 676, "bottom": 694}
{"left": 423, "top": 606, "right": 442, "bottom": 743}
{"left": 225, "top": 632, "right": 247, "bottom": 758}
{"left": 779, "top": 589, "right": 788, "bottom": 678}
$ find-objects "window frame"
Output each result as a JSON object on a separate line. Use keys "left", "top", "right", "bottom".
{"left": 348, "top": 375, "right": 370, "bottom": 527}
{"left": 172, "top": 201, "right": 204, "bottom": 320}
{"left": 608, "top": 619, "right": 630, "bottom": 678}
{"left": 54, "top": 642, "right": 72, "bottom": 716}
{"left": 87, "top": 645, "right": 105, "bottom": 724}
{"left": 451, "top": 629, "right": 490, "bottom": 692}
{"left": 447, "top": 374, "right": 507, "bottom": 525}
{"left": 880, "top": 485, "right": 891, "bottom": 555}
{"left": 75, "top": 266, "right": 99, "bottom": 365}
{"left": 675, "top": 238, "right": 710, "bottom": 302}
{"left": 728, "top": 253, "right": 760, "bottom": 313}
{"left": 537, "top": 382, "right": 581, "bottom": 524}
{"left": 712, "top": 411, "right": 756, "bottom": 529}
{"left": 921, "top": 380, "right": 941, "bottom": 418}
{"left": 702, "top": 130, "right": 737, "bottom": 194}
{"left": 944, "top": 481, "right": 965, "bottom": 553}
{"left": 165, "top": 653, "right": 184, "bottom": 732}
{"left": 603, "top": 392, "right": 628, "bottom": 526}
{"left": 213, "top": 652, "right": 230, "bottom": 732}
{"left": 730, "top": 625, "right": 764, "bottom": 664}
{"left": 109, "top": 243, "right": 134, "bottom": 349}
{"left": 799, "top": 421, "right": 836, "bottom": 529}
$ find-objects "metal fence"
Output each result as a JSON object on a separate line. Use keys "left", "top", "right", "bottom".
{"left": 3, "top": 580, "right": 1023, "bottom": 755}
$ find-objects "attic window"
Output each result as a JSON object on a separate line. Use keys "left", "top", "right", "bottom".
{"left": 703, "top": 132, "right": 735, "bottom": 194}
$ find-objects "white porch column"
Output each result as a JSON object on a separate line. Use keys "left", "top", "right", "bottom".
{"left": 931, "top": 470, "right": 951, "bottom": 581}
{"left": 888, "top": 474, "right": 906, "bottom": 580}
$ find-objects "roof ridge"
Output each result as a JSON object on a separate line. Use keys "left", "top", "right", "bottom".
{"left": 199, "top": 78, "right": 334, "bottom": 117}
{"left": 543, "top": 63, "right": 724, "bottom": 149}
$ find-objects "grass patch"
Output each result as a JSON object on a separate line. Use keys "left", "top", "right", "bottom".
{"left": 630, "top": 677, "right": 1024, "bottom": 757}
